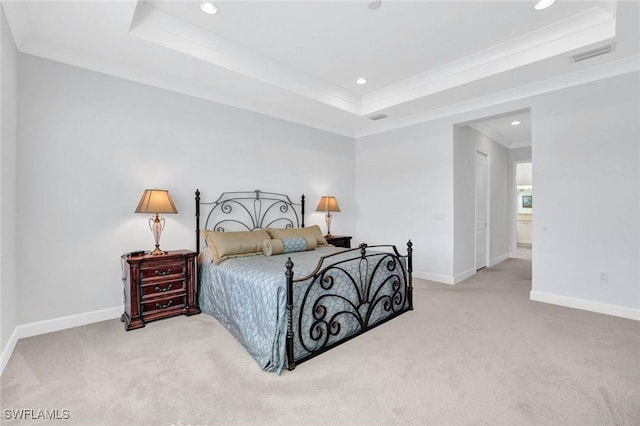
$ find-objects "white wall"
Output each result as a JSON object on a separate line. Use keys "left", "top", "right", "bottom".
{"left": 453, "top": 125, "right": 510, "bottom": 281}
{"left": 509, "top": 147, "right": 532, "bottom": 164}
{"left": 530, "top": 72, "right": 640, "bottom": 318}
{"left": 355, "top": 118, "right": 454, "bottom": 282}
{"left": 355, "top": 71, "right": 639, "bottom": 319}
{"left": 0, "top": 7, "right": 18, "bottom": 368}
{"left": 452, "top": 125, "right": 475, "bottom": 281}
{"left": 16, "top": 54, "right": 355, "bottom": 326}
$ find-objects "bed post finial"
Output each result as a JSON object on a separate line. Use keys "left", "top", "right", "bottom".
{"left": 359, "top": 243, "right": 368, "bottom": 258}
{"left": 195, "top": 189, "right": 201, "bottom": 254}
{"left": 407, "top": 239, "right": 413, "bottom": 310}
{"left": 285, "top": 257, "right": 296, "bottom": 370}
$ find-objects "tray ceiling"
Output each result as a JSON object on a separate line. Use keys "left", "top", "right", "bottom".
{"left": 3, "top": 0, "right": 638, "bottom": 139}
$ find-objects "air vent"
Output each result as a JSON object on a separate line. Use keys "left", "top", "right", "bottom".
{"left": 571, "top": 43, "right": 615, "bottom": 63}
{"left": 368, "top": 113, "right": 388, "bottom": 121}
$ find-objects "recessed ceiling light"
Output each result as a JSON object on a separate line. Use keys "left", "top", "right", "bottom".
{"left": 200, "top": 2, "right": 218, "bottom": 15}
{"left": 511, "top": 120, "right": 521, "bottom": 126}
{"left": 356, "top": 78, "right": 368, "bottom": 85}
{"left": 534, "top": 0, "right": 556, "bottom": 10}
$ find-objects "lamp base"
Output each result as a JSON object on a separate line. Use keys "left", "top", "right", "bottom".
{"left": 149, "top": 246, "right": 167, "bottom": 255}
{"left": 324, "top": 233, "right": 334, "bottom": 239}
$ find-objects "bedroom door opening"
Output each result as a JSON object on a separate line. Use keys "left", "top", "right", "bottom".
{"left": 475, "top": 151, "right": 489, "bottom": 270}
{"left": 514, "top": 161, "right": 533, "bottom": 260}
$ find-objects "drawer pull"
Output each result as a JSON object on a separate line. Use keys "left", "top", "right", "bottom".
{"left": 154, "top": 284, "right": 173, "bottom": 292}
{"left": 155, "top": 268, "right": 172, "bottom": 276}
{"left": 155, "top": 300, "right": 173, "bottom": 309}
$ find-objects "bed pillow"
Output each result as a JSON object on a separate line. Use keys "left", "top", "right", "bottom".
{"left": 266, "top": 225, "right": 328, "bottom": 247}
{"left": 202, "top": 229, "right": 271, "bottom": 264}
{"left": 263, "top": 236, "right": 318, "bottom": 256}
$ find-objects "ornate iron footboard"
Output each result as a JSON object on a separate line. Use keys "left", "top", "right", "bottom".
{"left": 285, "top": 241, "right": 413, "bottom": 370}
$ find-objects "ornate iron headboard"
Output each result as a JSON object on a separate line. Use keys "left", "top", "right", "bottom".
{"left": 195, "top": 189, "right": 305, "bottom": 254}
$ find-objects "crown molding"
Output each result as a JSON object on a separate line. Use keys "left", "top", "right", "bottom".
{"left": 356, "top": 55, "right": 640, "bottom": 138}
{"left": 3, "top": 0, "right": 634, "bottom": 141}
{"left": 469, "top": 122, "right": 513, "bottom": 148}
{"left": 360, "top": 6, "right": 616, "bottom": 115}
{"left": 129, "top": 1, "right": 362, "bottom": 115}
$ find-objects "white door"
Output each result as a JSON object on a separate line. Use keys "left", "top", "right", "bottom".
{"left": 475, "top": 152, "right": 488, "bottom": 270}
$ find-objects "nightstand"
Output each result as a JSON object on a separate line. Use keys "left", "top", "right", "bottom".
{"left": 325, "top": 235, "right": 352, "bottom": 248}
{"left": 121, "top": 249, "right": 199, "bottom": 331}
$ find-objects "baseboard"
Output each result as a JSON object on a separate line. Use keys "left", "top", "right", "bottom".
{"left": 16, "top": 306, "right": 122, "bottom": 339}
{"left": 415, "top": 255, "right": 515, "bottom": 286}
{"left": 489, "top": 253, "right": 510, "bottom": 266}
{"left": 453, "top": 267, "right": 476, "bottom": 284}
{"left": 414, "top": 268, "right": 477, "bottom": 285}
{"left": 0, "top": 306, "right": 122, "bottom": 376}
{"left": 0, "top": 327, "right": 19, "bottom": 376}
{"left": 530, "top": 291, "right": 640, "bottom": 321}
{"left": 413, "top": 271, "right": 455, "bottom": 285}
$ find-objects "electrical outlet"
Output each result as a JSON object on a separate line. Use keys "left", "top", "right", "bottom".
{"left": 599, "top": 272, "right": 608, "bottom": 283}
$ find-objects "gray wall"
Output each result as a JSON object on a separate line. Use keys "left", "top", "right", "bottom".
{"left": 530, "top": 72, "right": 639, "bottom": 314}
{"left": 453, "top": 125, "right": 510, "bottom": 281}
{"left": 356, "top": 118, "right": 454, "bottom": 282}
{"left": 356, "top": 71, "right": 639, "bottom": 317}
{"left": 16, "top": 54, "right": 355, "bottom": 325}
{"left": 1, "top": 8, "right": 18, "bottom": 359}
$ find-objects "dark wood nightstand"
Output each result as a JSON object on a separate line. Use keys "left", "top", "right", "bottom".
{"left": 325, "top": 235, "right": 352, "bottom": 248}
{"left": 121, "top": 250, "right": 199, "bottom": 331}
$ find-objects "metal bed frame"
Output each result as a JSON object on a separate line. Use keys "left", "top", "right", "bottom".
{"left": 195, "top": 189, "right": 413, "bottom": 370}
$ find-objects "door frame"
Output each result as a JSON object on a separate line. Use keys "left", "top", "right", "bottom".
{"left": 475, "top": 150, "right": 490, "bottom": 270}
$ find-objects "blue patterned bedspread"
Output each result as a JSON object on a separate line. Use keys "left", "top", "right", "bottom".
{"left": 199, "top": 246, "right": 408, "bottom": 373}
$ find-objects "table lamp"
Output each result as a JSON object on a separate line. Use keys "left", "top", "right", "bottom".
{"left": 316, "top": 196, "right": 340, "bottom": 238}
{"left": 135, "top": 189, "right": 178, "bottom": 255}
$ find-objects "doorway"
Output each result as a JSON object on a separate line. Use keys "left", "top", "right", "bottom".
{"left": 475, "top": 151, "right": 489, "bottom": 270}
{"left": 515, "top": 161, "right": 533, "bottom": 260}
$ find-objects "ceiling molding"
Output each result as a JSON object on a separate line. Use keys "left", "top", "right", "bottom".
{"left": 360, "top": 6, "right": 616, "bottom": 115}
{"left": 356, "top": 55, "right": 639, "bottom": 138}
{"left": 468, "top": 122, "right": 513, "bottom": 148}
{"left": 129, "top": 1, "right": 362, "bottom": 115}
{"left": 128, "top": 1, "right": 617, "bottom": 118}
{"left": 2, "top": 0, "right": 636, "bottom": 140}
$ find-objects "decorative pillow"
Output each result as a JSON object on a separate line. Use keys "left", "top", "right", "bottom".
{"left": 266, "top": 225, "right": 328, "bottom": 247}
{"left": 263, "top": 236, "right": 317, "bottom": 256}
{"left": 202, "top": 229, "right": 270, "bottom": 264}
{"left": 198, "top": 246, "right": 215, "bottom": 265}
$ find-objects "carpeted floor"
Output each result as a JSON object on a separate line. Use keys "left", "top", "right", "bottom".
{"left": 1, "top": 258, "right": 638, "bottom": 425}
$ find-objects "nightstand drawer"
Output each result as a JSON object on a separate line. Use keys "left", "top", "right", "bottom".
{"left": 121, "top": 250, "right": 199, "bottom": 331}
{"left": 141, "top": 294, "right": 186, "bottom": 315}
{"left": 139, "top": 261, "right": 185, "bottom": 281}
{"left": 140, "top": 279, "right": 186, "bottom": 299}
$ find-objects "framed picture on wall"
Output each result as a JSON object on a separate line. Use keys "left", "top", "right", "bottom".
{"left": 522, "top": 195, "right": 532, "bottom": 208}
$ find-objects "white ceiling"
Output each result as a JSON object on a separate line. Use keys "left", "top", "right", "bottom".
{"left": 3, "top": 0, "right": 639, "bottom": 142}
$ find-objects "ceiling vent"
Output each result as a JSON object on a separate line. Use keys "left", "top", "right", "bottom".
{"left": 571, "top": 43, "right": 615, "bottom": 63}
{"left": 368, "top": 113, "right": 388, "bottom": 121}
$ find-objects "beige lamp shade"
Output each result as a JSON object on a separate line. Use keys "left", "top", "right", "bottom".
{"left": 316, "top": 196, "right": 340, "bottom": 213}
{"left": 135, "top": 189, "right": 178, "bottom": 214}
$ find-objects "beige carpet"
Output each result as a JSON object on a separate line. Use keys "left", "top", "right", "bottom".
{"left": 2, "top": 259, "right": 638, "bottom": 425}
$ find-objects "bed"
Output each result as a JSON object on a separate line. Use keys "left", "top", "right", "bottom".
{"left": 195, "top": 189, "right": 413, "bottom": 372}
